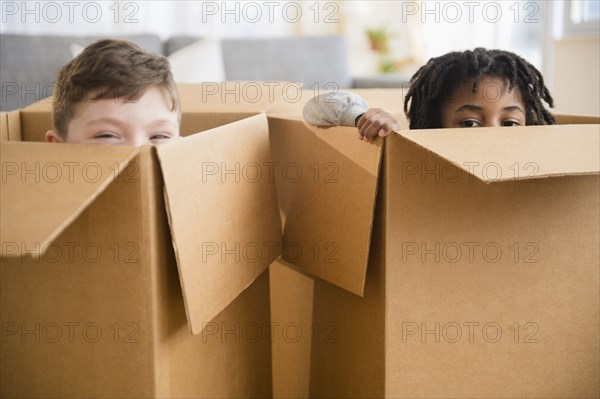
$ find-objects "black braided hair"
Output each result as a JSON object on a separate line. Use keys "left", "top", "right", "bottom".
{"left": 404, "top": 48, "right": 555, "bottom": 129}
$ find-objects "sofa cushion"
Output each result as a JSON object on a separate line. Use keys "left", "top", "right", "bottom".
{"left": 0, "top": 34, "right": 163, "bottom": 111}
{"left": 167, "top": 38, "right": 226, "bottom": 83}
{"left": 164, "top": 36, "right": 203, "bottom": 56}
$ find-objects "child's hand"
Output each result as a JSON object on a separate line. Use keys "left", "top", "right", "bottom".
{"left": 356, "top": 108, "right": 400, "bottom": 142}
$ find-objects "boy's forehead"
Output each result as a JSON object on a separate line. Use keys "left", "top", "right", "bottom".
{"left": 459, "top": 76, "right": 513, "bottom": 91}
{"left": 447, "top": 76, "right": 522, "bottom": 104}
{"left": 73, "top": 87, "right": 179, "bottom": 123}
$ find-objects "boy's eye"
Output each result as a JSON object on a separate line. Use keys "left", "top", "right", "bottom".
{"left": 150, "top": 133, "right": 172, "bottom": 141}
{"left": 460, "top": 119, "right": 481, "bottom": 128}
{"left": 94, "top": 132, "right": 120, "bottom": 139}
{"left": 501, "top": 120, "right": 521, "bottom": 127}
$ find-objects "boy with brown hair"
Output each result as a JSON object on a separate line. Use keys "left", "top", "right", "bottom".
{"left": 46, "top": 39, "right": 180, "bottom": 147}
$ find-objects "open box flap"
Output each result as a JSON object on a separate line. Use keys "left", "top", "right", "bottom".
{"left": 156, "top": 114, "right": 282, "bottom": 335}
{"left": 268, "top": 117, "right": 382, "bottom": 296}
{"left": 396, "top": 124, "right": 600, "bottom": 183}
{"left": 265, "top": 88, "right": 406, "bottom": 294}
{"left": 0, "top": 141, "right": 138, "bottom": 257}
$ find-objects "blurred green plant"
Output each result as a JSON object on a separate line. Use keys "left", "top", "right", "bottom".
{"left": 366, "top": 28, "right": 399, "bottom": 74}
{"left": 378, "top": 59, "right": 398, "bottom": 74}
{"left": 366, "top": 28, "right": 390, "bottom": 53}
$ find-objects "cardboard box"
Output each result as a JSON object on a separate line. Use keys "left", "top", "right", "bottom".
{"left": 3, "top": 83, "right": 599, "bottom": 398}
{"left": 0, "top": 83, "right": 282, "bottom": 397}
{"left": 269, "top": 258, "right": 314, "bottom": 399}
{"left": 267, "top": 92, "right": 600, "bottom": 398}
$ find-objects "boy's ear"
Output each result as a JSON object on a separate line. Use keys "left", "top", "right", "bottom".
{"left": 45, "top": 129, "right": 65, "bottom": 143}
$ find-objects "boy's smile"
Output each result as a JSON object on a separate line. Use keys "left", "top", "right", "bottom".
{"left": 441, "top": 75, "right": 527, "bottom": 128}
{"left": 46, "top": 87, "right": 180, "bottom": 147}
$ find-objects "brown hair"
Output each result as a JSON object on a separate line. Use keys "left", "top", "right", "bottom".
{"left": 51, "top": 39, "right": 180, "bottom": 136}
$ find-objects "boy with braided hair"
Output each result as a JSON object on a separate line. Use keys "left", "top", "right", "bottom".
{"left": 405, "top": 47, "right": 555, "bottom": 129}
{"left": 303, "top": 48, "right": 556, "bottom": 141}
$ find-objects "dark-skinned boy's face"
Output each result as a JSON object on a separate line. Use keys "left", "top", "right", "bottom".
{"left": 441, "top": 75, "right": 526, "bottom": 128}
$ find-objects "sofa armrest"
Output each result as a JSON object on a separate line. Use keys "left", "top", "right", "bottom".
{"left": 352, "top": 75, "right": 411, "bottom": 89}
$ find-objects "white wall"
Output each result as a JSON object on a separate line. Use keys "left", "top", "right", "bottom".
{"left": 552, "top": 36, "right": 600, "bottom": 115}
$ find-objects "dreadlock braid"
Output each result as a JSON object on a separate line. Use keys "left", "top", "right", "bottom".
{"left": 404, "top": 48, "right": 556, "bottom": 129}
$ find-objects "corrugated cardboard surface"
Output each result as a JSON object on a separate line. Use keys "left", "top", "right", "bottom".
{"left": 161, "top": 268, "right": 272, "bottom": 398}
{"left": 157, "top": 114, "right": 281, "bottom": 335}
{"left": 385, "top": 133, "right": 600, "bottom": 398}
{"left": 267, "top": 111, "right": 600, "bottom": 398}
{"left": 0, "top": 141, "right": 137, "bottom": 257}
{"left": 309, "top": 179, "right": 387, "bottom": 399}
{"left": 0, "top": 110, "right": 22, "bottom": 141}
{"left": 1, "top": 145, "right": 273, "bottom": 398}
{"left": 266, "top": 89, "right": 405, "bottom": 296}
{"left": 0, "top": 89, "right": 278, "bottom": 397}
{"left": 179, "top": 82, "right": 286, "bottom": 136}
{"left": 14, "top": 97, "right": 52, "bottom": 142}
{"left": 269, "top": 258, "right": 314, "bottom": 399}
{"left": 178, "top": 82, "right": 285, "bottom": 113}
{"left": 1, "top": 149, "right": 155, "bottom": 397}
{"left": 3, "top": 85, "right": 599, "bottom": 397}
{"left": 268, "top": 117, "right": 382, "bottom": 296}
{"left": 554, "top": 113, "right": 600, "bottom": 125}
{"left": 397, "top": 124, "right": 600, "bottom": 182}
{"left": 0, "top": 112, "right": 8, "bottom": 140}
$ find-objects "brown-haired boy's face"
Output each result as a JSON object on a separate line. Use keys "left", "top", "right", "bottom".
{"left": 46, "top": 87, "right": 180, "bottom": 146}
{"left": 441, "top": 75, "right": 526, "bottom": 129}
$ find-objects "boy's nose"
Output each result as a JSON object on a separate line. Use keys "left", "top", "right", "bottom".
{"left": 126, "top": 133, "right": 150, "bottom": 148}
{"left": 482, "top": 122, "right": 501, "bottom": 128}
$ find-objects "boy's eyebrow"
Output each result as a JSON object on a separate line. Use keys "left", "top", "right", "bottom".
{"left": 455, "top": 104, "right": 482, "bottom": 113}
{"left": 85, "top": 117, "right": 177, "bottom": 128}
{"left": 455, "top": 104, "right": 524, "bottom": 113}
{"left": 86, "top": 117, "right": 125, "bottom": 126}
{"left": 148, "top": 118, "right": 178, "bottom": 128}
{"left": 502, "top": 105, "right": 524, "bottom": 113}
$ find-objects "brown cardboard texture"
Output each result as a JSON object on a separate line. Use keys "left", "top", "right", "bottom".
{"left": 1, "top": 92, "right": 280, "bottom": 397}
{"left": 268, "top": 116, "right": 382, "bottom": 296}
{"left": 268, "top": 103, "right": 600, "bottom": 398}
{"left": 0, "top": 110, "right": 22, "bottom": 141}
{"left": 0, "top": 112, "right": 8, "bottom": 140}
{"left": 269, "top": 258, "right": 314, "bottom": 399}
{"left": 178, "top": 81, "right": 290, "bottom": 135}
{"left": 1, "top": 142, "right": 137, "bottom": 257}
{"left": 266, "top": 88, "right": 408, "bottom": 296}
{"left": 157, "top": 114, "right": 282, "bottom": 335}
{"left": 553, "top": 113, "right": 600, "bottom": 125}
{"left": 399, "top": 124, "right": 599, "bottom": 182}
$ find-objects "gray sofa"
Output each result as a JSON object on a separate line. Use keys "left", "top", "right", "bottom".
{"left": 0, "top": 33, "right": 409, "bottom": 112}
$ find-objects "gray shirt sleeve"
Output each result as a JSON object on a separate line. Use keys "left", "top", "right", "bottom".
{"left": 302, "top": 91, "right": 369, "bottom": 127}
